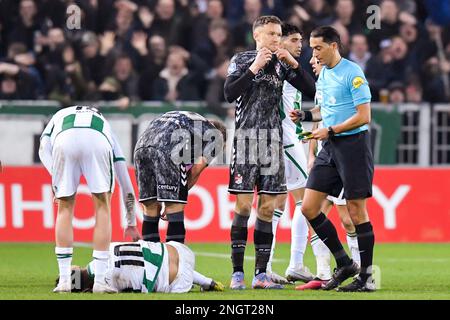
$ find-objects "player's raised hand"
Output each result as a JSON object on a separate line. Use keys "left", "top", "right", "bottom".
{"left": 275, "top": 48, "right": 299, "bottom": 69}
{"left": 124, "top": 225, "right": 141, "bottom": 242}
{"left": 249, "top": 47, "right": 272, "bottom": 74}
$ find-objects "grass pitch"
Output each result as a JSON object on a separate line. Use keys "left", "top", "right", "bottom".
{"left": 0, "top": 243, "right": 449, "bottom": 300}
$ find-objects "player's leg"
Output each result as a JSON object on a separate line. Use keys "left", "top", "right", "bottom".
{"left": 338, "top": 198, "right": 375, "bottom": 292}
{"left": 51, "top": 130, "right": 81, "bottom": 293}
{"left": 229, "top": 193, "right": 252, "bottom": 290}
{"left": 91, "top": 191, "right": 116, "bottom": 293}
{"left": 335, "top": 131, "right": 375, "bottom": 292}
{"left": 334, "top": 197, "right": 360, "bottom": 267}
{"left": 303, "top": 143, "right": 358, "bottom": 290}
{"left": 251, "top": 193, "right": 282, "bottom": 289}
{"left": 80, "top": 130, "right": 117, "bottom": 293}
{"left": 165, "top": 202, "right": 186, "bottom": 243}
{"left": 265, "top": 193, "right": 287, "bottom": 282}
{"left": 310, "top": 198, "right": 332, "bottom": 281}
{"left": 134, "top": 146, "right": 159, "bottom": 241}
{"left": 141, "top": 200, "right": 161, "bottom": 242}
{"left": 285, "top": 187, "right": 313, "bottom": 282}
{"left": 54, "top": 195, "right": 76, "bottom": 292}
{"left": 193, "top": 270, "right": 225, "bottom": 292}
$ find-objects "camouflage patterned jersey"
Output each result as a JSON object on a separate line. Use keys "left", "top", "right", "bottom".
{"left": 135, "top": 111, "right": 220, "bottom": 164}
{"left": 226, "top": 50, "right": 307, "bottom": 140}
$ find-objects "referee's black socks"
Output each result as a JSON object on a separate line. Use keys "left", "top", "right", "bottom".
{"left": 230, "top": 212, "right": 249, "bottom": 273}
{"left": 309, "top": 212, "right": 352, "bottom": 268}
{"left": 142, "top": 214, "right": 160, "bottom": 242}
{"left": 254, "top": 218, "right": 273, "bottom": 276}
{"left": 355, "top": 222, "right": 375, "bottom": 282}
{"left": 166, "top": 211, "right": 186, "bottom": 243}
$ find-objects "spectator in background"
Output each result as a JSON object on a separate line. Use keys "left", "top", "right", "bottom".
{"left": 331, "top": 20, "right": 350, "bottom": 57}
{"left": 348, "top": 34, "right": 371, "bottom": 72}
{"left": 138, "top": 34, "right": 168, "bottom": 100}
{"left": 334, "top": 0, "right": 362, "bottom": 35}
{"left": 191, "top": 0, "right": 225, "bottom": 45}
{"left": 367, "top": 0, "right": 401, "bottom": 53}
{"left": 0, "top": 61, "right": 36, "bottom": 99}
{"left": 193, "top": 18, "right": 233, "bottom": 72}
{"left": 405, "top": 75, "right": 424, "bottom": 103}
{"left": 388, "top": 81, "right": 406, "bottom": 104}
{"left": 232, "top": 0, "right": 262, "bottom": 50}
{"left": 149, "top": 0, "right": 192, "bottom": 48}
{"left": 205, "top": 57, "right": 230, "bottom": 117}
{"left": 421, "top": 56, "right": 449, "bottom": 102}
{"left": 110, "top": 54, "right": 139, "bottom": 102}
{"left": 152, "top": 50, "right": 201, "bottom": 102}
{"left": 62, "top": 43, "right": 88, "bottom": 101}
{"left": 304, "top": 0, "right": 334, "bottom": 27}
{"left": 366, "top": 39, "right": 395, "bottom": 101}
{"left": 8, "top": 0, "right": 40, "bottom": 51}
{"left": 80, "top": 31, "right": 106, "bottom": 98}
{"left": 390, "top": 36, "right": 411, "bottom": 83}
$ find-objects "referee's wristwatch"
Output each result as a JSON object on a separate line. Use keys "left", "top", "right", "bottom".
{"left": 327, "top": 126, "right": 335, "bottom": 138}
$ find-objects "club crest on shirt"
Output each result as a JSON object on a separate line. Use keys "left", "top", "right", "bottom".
{"left": 352, "top": 76, "right": 364, "bottom": 89}
{"left": 234, "top": 173, "right": 243, "bottom": 185}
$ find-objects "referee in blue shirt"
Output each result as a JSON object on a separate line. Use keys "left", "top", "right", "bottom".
{"left": 291, "top": 26, "right": 375, "bottom": 292}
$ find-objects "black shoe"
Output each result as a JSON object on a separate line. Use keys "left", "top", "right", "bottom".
{"left": 321, "top": 261, "right": 359, "bottom": 291}
{"left": 337, "top": 277, "right": 376, "bottom": 292}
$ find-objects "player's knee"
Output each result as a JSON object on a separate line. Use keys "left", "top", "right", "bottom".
{"left": 346, "top": 201, "right": 368, "bottom": 225}
{"left": 340, "top": 216, "right": 354, "bottom": 231}
{"left": 300, "top": 203, "right": 317, "bottom": 220}
{"left": 236, "top": 201, "right": 252, "bottom": 216}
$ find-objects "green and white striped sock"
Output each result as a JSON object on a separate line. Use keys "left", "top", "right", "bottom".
{"left": 55, "top": 247, "right": 73, "bottom": 283}
{"left": 267, "top": 209, "right": 284, "bottom": 272}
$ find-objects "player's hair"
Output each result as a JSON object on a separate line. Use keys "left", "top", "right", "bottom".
{"left": 310, "top": 26, "right": 341, "bottom": 47}
{"left": 282, "top": 23, "right": 302, "bottom": 37}
{"left": 209, "top": 119, "right": 227, "bottom": 144}
{"left": 252, "top": 15, "right": 281, "bottom": 31}
{"left": 55, "top": 266, "right": 94, "bottom": 293}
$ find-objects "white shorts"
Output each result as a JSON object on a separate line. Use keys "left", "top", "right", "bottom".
{"left": 155, "top": 241, "right": 195, "bottom": 293}
{"left": 283, "top": 141, "right": 308, "bottom": 191}
{"left": 51, "top": 129, "right": 114, "bottom": 198}
{"left": 326, "top": 188, "right": 347, "bottom": 206}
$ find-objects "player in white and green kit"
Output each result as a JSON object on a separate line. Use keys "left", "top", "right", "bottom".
{"left": 267, "top": 23, "right": 315, "bottom": 284}
{"left": 39, "top": 106, "right": 140, "bottom": 293}
{"left": 58, "top": 240, "right": 224, "bottom": 293}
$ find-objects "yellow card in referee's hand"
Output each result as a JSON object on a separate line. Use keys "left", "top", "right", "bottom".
{"left": 298, "top": 131, "right": 313, "bottom": 140}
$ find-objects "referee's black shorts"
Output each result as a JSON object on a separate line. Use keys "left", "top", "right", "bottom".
{"left": 306, "top": 130, "right": 374, "bottom": 200}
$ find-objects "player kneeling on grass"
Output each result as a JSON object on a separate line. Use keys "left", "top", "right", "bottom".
{"left": 56, "top": 240, "right": 224, "bottom": 293}
{"left": 39, "top": 105, "right": 140, "bottom": 294}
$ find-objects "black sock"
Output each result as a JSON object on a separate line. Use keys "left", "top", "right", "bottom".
{"left": 355, "top": 222, "right": 375, "bottom": 282}
{"left": 231, "top": 212, "right": 249, "bottom": 273}
{"left": 166, "top": 211, "right": 185, "bottom": 243}
{"left": 142, "top": 215, "right": 160, "bottom": 242}
{"left": 254, "top": 218, "right": 273, "bottom": 276}
{"left": 309, "top": 212, "right": 351, "bottom": 268}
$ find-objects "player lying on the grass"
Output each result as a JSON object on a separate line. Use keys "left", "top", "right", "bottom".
{"left": 56, "top": 240, "right": 224, "bottom": 293}
{"left": 134, "top": 111, "right": 227, "bottom": 245}
{"left": 39, "top": 105, "right": 140, "bottom": 294}
{"left": 266, "top": 23, "right": 314, "bottom": 285}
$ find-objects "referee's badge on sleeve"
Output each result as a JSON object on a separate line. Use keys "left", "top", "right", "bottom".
{"left": 352, "top": 76, "right": 364, "bottom": 89}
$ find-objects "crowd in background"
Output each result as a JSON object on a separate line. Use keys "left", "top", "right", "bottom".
{"left": 0, "top": 0, "right": 449, "bottom": 115}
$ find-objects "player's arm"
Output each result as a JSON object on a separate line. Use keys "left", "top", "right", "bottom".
{"left": 224, "top": 49, "right": 272, "bottom": 102}
{"left": 38, "top": 118, "right": 55, "bottom": 174}
{"left": 188, "top": 157, "right": 208, "bottom": 190}
{"left": 286, "top": 66, "right": 316, "bottom": 99}
{"left": 112, "top": 134, "right": 141, "bottom": 241}
{"left": 289, "top": 106, "right": 322, "bottom": 123}
{"left": 308, "top": 122, "right": 319, "bottom": 172}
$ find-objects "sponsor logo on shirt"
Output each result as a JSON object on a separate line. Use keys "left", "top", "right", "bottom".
{"left": 352, "top": 76, "right": 364, "bottom": 89}
{"left": 158, "top": 184, "right": 178, "bottom": 192}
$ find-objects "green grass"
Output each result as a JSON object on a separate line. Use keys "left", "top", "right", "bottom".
{"left": 0, "top": 243, "right": 449, "bottom": 300}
